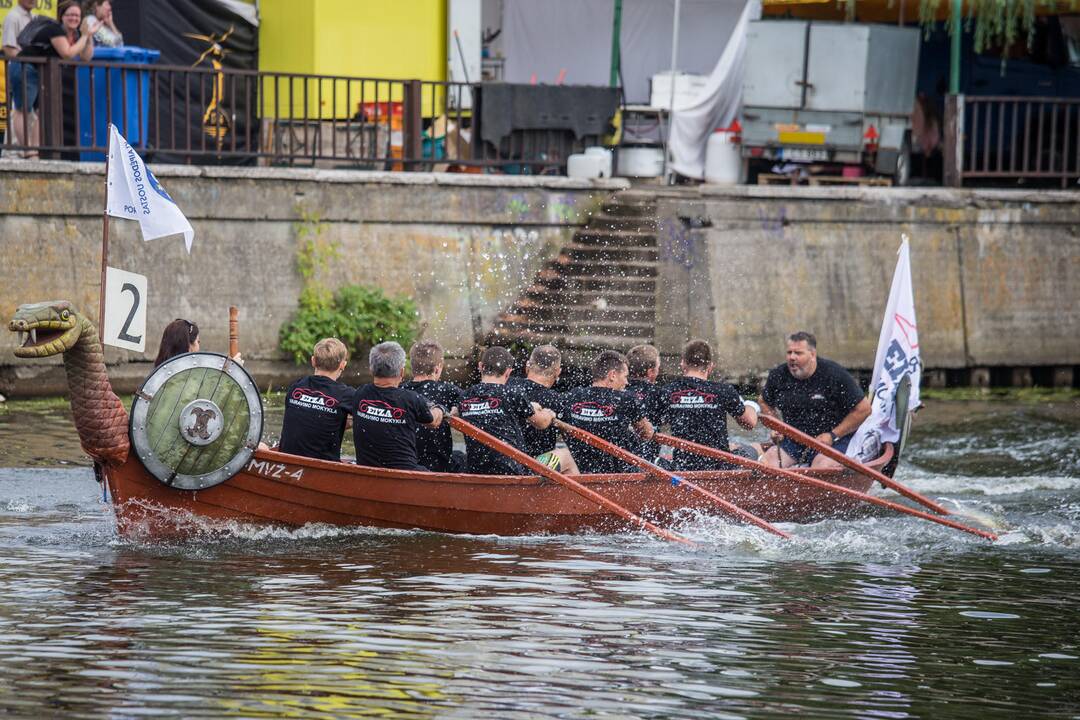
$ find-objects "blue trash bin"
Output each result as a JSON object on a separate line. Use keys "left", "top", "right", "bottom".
{"left": 77, "top": 46, "right": 160, "bottom": 161}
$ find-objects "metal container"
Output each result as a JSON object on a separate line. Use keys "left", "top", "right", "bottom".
{"left": 741, "top": 20, "right": 920, "bottom": 183}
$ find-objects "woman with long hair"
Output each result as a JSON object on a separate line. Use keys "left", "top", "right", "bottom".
{"left": 153, "top": 319, "right": 200, "bottom": 368}
{"left": 83, "top": 0, "right": 123, "bottom": 48}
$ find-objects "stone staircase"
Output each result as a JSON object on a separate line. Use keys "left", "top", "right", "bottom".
{"left": 490, "top": 192, "right": 660, "bottom": 363}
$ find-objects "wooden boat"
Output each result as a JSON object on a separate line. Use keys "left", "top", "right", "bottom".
{"left": 9, "top": 300, "right": 899, "bottom": 540}
{"left": 103, "top": 445, "right": 894, "bottom": 538}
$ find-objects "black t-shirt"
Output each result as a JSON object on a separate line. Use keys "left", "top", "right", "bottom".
{"left": 659, "top": 376, "right": 747, "bottom": 470}
{"left": 352, "top": 384, "right": 435, "bottom": 471}
{"left": 402, "top": 379, "right": 463, "bottom": 473}
{"left": 278, "top": 375, "right": 357, "bottom": 462}
{"left": 19, "top": 22, "right": 67, "bottom": 59}
{"left": 558, "top": 385, "right": 646, "bottom": 474}
{"left": 626, "top": 378, "right": 664, "bottom": 461}
{"left": 507, "top": 376, "right": 562, "bottom": 456}
{"left": 460, "top": 382, "right": 535, "bottom": 475}
{"left": 761, "top": 358, "right": 864, "bottom": 438}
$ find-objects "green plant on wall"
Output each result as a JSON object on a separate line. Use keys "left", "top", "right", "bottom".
{"left": 837, "top": 0, "right": 1080, "bottom": 55}
{"left": 279, "top": 207, "right": 419, "bottom": 365}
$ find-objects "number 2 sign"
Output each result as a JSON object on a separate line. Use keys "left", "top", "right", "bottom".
{"left": 103, "top": 266, "right": 148, "bottom": 353}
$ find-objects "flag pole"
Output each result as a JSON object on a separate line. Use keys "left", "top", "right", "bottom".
{"left": 98, "top": 127, "right": 112, "bottom": 336}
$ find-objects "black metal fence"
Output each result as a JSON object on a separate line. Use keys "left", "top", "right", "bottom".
{"left": 1, "top": 57, "right": 602, "bottom": 171}
{"left": 944, "top": 94, "right": 1080, "bottom": 188}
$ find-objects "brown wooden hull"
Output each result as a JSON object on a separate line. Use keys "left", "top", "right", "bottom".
{"left": 103, "top": 446, "right": 894, "bottom": 539}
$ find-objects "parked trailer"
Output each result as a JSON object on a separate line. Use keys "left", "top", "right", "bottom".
{"left": 741, "top": 21, "right": 920, "bottom": 184}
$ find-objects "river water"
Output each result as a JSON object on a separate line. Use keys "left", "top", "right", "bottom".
{"left": 0, "top": 399, "right": 1077, "bottom": 718}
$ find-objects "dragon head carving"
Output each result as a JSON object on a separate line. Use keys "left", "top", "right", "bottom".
{"left": 8, "top": 300, "right": 130, "bottom": 466}
{"left": 9, "top": 300, "right": 87, "bottom": 358}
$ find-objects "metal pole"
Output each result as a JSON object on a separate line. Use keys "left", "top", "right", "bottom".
{"left": 662, "top": 0, "right": 681, "bottom": 181}
{"left": 609, "top": 0, "right": 623, "bottom": 87}
{"left": 949, "top": 0, "right": 961, "bottom": 95}
{"left": 98, "top": 130, "right": 112, "bottom": 335}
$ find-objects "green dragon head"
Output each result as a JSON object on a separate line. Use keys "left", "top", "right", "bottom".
{"left": 9, "top": 301, "right": 86, "bottom": 358}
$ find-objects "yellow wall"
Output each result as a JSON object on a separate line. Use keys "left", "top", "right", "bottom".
{"left": 259, "top": 0, "right": 447, "bottom": 120}
{"left": 258, "top": 0, "right": 316, "bottom": 74}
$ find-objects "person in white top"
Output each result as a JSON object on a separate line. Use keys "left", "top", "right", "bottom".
{"left": 83, "top": 0, "right": 123, "bottom": 48}
{"left": 1, "top": 0, "right": 38, "bottom": 156}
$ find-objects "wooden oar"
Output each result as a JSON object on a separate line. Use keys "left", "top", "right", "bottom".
{"left": 228, "top": 306, "right": 239, "bottom": 358}
{"left": 656, "top": 432, "right": 998, "bottom": 541}
{"left": 448, "top": 416, "right": 696, "bottom": 547}
{"left": 552, "top": 419, "right": 791, "bottom": 540}
{"left": 760, "top": 414, "right": 952, "bottom": 517}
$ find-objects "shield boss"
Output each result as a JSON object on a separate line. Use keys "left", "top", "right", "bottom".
{"left": 130, "top": 352, "right": 263, "bottom": 490}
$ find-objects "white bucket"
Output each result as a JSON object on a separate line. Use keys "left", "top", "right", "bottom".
{"left": 617, "top": 146, "right": 665, "bottom": 177}
{"left": 705, "top": 129, "right": 741, "bottom": 185}
{"left": 567, "top": 147, "right": 613, "bottom": 179}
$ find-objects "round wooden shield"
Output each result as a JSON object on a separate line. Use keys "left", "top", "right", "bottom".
{"left": 130, "top": 352, "right": 263, "bottom": 490}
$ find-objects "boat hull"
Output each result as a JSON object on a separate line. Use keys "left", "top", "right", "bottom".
{"left": 104, "top": 446, "right": 893, "bottom": 538}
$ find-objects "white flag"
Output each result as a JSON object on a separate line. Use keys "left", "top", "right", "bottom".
{"left": 105, "top": 124, "right": 194, "bottom": 253}
{"left": 847, "top": 237, "right": 921, "bottom": 461}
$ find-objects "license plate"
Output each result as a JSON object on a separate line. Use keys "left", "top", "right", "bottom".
{"left": 780, "top": 147, "right": 829, "bottom": 162}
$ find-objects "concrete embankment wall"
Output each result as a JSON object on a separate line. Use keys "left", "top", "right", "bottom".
{"left": 653, "top": 185, "right": 1080, "bottom": 381}
{"left": 0, "top": 160, "right": 626, "bottom": 397}
{"left": 2, "top": 164, "right": 1077, "bottom": 398}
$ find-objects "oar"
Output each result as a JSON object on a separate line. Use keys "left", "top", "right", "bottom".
{"left": 760, "top": 414, "right": 952, "bottom": 517}
{"left": 448, "top": 416, "right": 696, "bottom": 547}
{"left": 656, "top": 432, "right": 998, "bottom": 541}
{"left": 552, "top": 419, "right": 791, "bottom": 540}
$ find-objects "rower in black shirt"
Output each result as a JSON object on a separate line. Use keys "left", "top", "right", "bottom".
{"left": 760, "top": 331, "right": 871, "bottom": 468}
{"left": 506, "top": 344, "right": 578, "bottom": 473}
{"left": 625, "top": 343, "right": 665, "bottom": 465}
{"left": 278, "top": 338, "right": 357, "bottom": 462}
{"left": 402, "top": 339, "right": 465, "bottom": 473}
{"left": 353, "top": 341, "right": 445, "bottom": 471}
{"left": 559, "top": 350, "right": 654, "bottom": 474}
{"left": 278, "top": 338, "right": 354, "bottom": 462}
{"left": 659, "top": 339, "right": 759, "bottom": 471}
{"left": 460, "top": 346, "right": 575, "bottom": 475}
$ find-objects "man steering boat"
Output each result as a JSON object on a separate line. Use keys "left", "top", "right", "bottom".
{"left": 760, "top": 331, "right": 870, "bottom": 469}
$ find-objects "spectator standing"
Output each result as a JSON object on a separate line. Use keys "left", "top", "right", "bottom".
{"left": 83, "top": 0, "right": 123, "bottom": 48}
{"left": 2, "top": 0, "right": 38, "bottom": 157}
{"left": 16, "top": 1, "right": 98, "bottom": 158}
{"left": 18, "top": 2, "right": 98, "bottom": 62}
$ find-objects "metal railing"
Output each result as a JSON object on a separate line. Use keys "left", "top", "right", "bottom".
{"left": 944, "top": 94, "right": 1080, "bottom": 188}
{"left": 1, "top": 57, "right": 600, "bottom": 171}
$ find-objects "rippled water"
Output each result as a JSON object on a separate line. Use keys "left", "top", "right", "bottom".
{"left": 0, "top": 399, "right": 1078, "bottom": 718}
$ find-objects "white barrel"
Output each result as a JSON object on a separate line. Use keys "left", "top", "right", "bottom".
{"left": 704, "top": 130, "right": 741, "bottom": 185}
{"left": 616, "top": 146, "right": 665, "bottom": 177}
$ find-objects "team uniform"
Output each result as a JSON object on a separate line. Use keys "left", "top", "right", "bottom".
{"left": 506, "top": 377, "right": 562, "bottom": 456}
{"left": 351, "top": 384, "right": 435, "bottom": 471}
{"left": 403, "top": 379, "right": 465, "bottom": 473}
{"left": 278, "top": 375, "right": 357, "bottom": 462}
{"left": 626, "top": 378, "right": 664, "bottom": 463}
{"left": 459, "top": 383, "right": 537, "bottom": 475}
{"left": 762, "top": 357, "right": 864, "bottom": 464}
{"left": 658, "top": 377, "right": 748, "bottom": 471}
{"left": 558, "top": 386, "right": 646, "bottom": 474}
